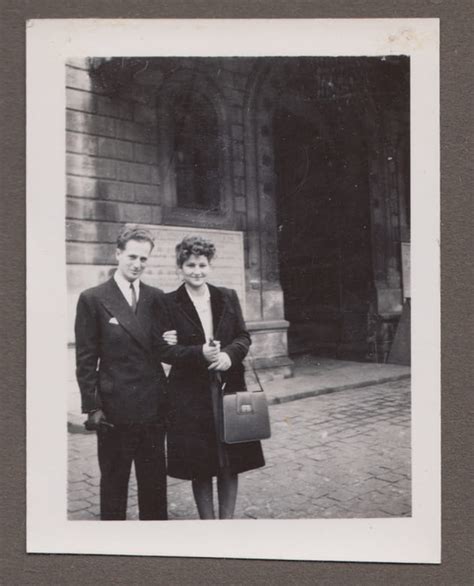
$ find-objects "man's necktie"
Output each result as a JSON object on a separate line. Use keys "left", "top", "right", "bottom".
{"left": 130, "top": 283, "right": 138, "bottom": 313}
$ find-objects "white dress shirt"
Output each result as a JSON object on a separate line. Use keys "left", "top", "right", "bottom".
{"left": 114, "top": 270, "right": 140, "bottom": 307}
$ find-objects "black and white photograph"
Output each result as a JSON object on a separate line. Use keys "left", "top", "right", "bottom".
{"left": 26, "top": 19, "right": 440, "bottom": 562}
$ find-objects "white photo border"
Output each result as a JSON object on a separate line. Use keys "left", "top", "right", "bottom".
{"left": 26, "top": 18, "right": 440, "bottom": 562}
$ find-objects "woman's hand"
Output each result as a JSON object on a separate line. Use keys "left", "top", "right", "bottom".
{"left": 202, "top": 340, "right": 220, "bottom": 363}
{"left": 162, "top": 330, "right": 177, "bottom": 345}
{"left": 208, "top": 352, "right": 232, "bottom": 372}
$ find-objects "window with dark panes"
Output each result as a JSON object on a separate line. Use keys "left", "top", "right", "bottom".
{"left": 173, "top": 92, "right": 221, "bottom": 211}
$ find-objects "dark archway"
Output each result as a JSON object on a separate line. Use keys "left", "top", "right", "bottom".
{"left": 273, "top": 102, "right": 373, "bottom": 360}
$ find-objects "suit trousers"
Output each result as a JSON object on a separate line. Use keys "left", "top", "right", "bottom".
{"left": 97, "top": 422, "right": 167, "bottom": 520}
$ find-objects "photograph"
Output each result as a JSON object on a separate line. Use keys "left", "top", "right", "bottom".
{"left": 26, "top": 19, "right": 439, "bottom": 562}
{"left": 66, "top": 54, "right": 411, "bottom": 522}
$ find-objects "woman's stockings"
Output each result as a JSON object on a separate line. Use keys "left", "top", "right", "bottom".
{"left": 217, "top": 470, "right": 238, "bottom": 519}
{"left": 192, "top": 476, "right": 215, "bottom": 519}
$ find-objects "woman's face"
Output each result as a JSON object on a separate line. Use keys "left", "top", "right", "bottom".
{"left": 180, "top": 254, "right": 211, "bottom": 290}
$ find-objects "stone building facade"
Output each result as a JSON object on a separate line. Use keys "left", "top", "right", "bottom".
{"left": 66, "top": 56, "right": 410, "bottom": 376}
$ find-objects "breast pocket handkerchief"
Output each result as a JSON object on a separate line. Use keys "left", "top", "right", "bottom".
{"left": 109, "top": 317, "right": 119, "bottom": 325}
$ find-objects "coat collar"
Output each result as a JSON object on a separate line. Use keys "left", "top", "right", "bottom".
{"left": 175, "top": 283, "right": 228, "bottom": 338}
{"left": 209, "top": 284, "right": 227, "bottom": 337}
{"left": 99, "top": 278, "right": 152, "bottom": 353}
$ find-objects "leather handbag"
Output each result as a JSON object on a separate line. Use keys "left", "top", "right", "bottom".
{"left": 221, "top": 390, "right": 271, "bottom": 444}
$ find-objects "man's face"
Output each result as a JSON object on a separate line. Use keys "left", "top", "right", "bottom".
{"left": 116, "top": 239, "right": 152, "bottom": 282}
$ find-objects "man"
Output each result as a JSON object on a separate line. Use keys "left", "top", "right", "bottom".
{"left": 74, "top": 226, "right": 168, "bottom": 520}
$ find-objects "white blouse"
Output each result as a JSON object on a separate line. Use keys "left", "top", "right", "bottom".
{"left": 186, "top": 284, "right": 214, "bottom": 343}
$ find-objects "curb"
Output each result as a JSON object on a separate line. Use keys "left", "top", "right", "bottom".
{"left": 68, "top": 373, "right": 411, "bottom": 435}
{"left": 266, "top": 373, "right": 411, "bottom": 405}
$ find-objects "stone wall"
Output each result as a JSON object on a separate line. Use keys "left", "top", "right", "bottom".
{"left": 66, "top": 58, "right": 164, "bottom": 340}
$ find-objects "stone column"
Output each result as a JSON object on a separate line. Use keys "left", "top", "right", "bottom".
{"left": 243, "top": 66, "right": 293, "bottom": 378}
{"left": 366, "top": 103, "right": 406, "bottom": 361}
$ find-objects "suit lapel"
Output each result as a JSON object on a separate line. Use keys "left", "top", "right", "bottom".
{"left": 174, "top": 284, "right": 231, "bottom": 339}
{"left": 100, "top": 278, "right": 151, "bottom": 353}
{"left": 136, "top": 282, "right": 154, "bottom": 333}
{"left": 175, "top": 284, "right": 205, "bottom": 335}
{"left": 209, "top": 284, "right": 228, "bottom": 338}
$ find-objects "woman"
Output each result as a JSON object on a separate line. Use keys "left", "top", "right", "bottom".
{"left": 162, "top": 235, "right": 264, "bottom": 519}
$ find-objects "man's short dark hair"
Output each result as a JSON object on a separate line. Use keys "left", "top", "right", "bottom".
{"left": 116, "top": 226, "right": 155, "bottom": 251}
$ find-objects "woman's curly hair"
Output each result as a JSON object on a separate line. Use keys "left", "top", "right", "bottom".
{"left": 175, "top": 235, "right": 216, "bottom": 267}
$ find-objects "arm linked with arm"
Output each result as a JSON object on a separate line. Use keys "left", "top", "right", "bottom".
{"left": 153, "top": 295, "right": 207, "bottom": 367}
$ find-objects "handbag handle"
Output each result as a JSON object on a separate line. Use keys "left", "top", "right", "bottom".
{"left": 248, "top": 350, "right": 264, "bottom": 393}
{"left": 235, "top": 391, "right": 257, "bottom": 414}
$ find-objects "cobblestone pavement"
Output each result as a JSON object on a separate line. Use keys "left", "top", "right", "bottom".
{"left": 68, "top": 378, "right": 411, "bottom": 520}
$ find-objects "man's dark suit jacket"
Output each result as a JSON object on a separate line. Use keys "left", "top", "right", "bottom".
{"left": 75, "top": 277, "right": 168, "bottom": 425}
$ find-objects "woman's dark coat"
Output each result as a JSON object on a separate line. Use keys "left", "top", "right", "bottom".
{"left": 159, "top": 283, "right": 265, "bottom": 480}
